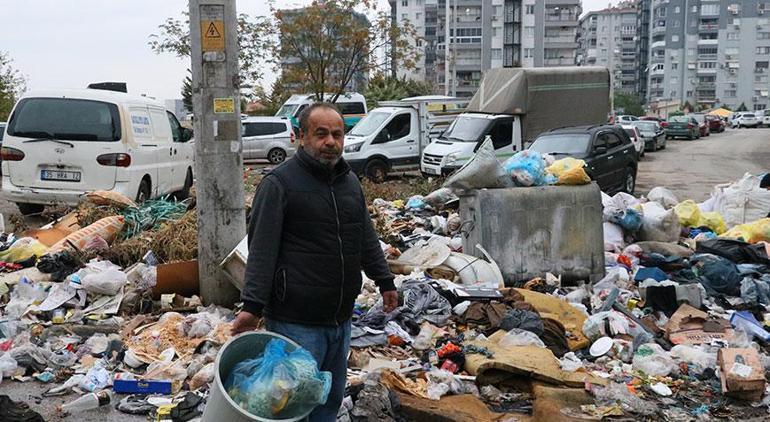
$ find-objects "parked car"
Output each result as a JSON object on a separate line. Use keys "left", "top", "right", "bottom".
{"left": 632, "top": 120, "right": 666, "bottom": 151}
{"left": 729, "top": 112, "right": 744, "bottom": 128}
{"left": 622, "top": 124, "right": 645, "bottom": 158}
{"left": 0, "top": 122, "right": 5, "bottom": 172}
{"left": 616, "top": 115, "right": 639, "bottom": 123}
{"left": 1, "top": 88, "right": 195, "bottom": 214}
{"left": 689, "top": 113, "right": 710, "bottom": 137}
{"left": 528, "top": 125, "right": 638, "bottom": 194}
{"left": 705, "top": 115, "right": 725, "bottom": 133}
{"left": 762, "top": 113, "right": 770, "bottom": 127}
{"left": 666, "top": 115, "right": 700, "bottom": 140}
{"left": 737, "top": 113, "right": 761, "bottom": 128}
{"left": 241, "top": 117, "right": 295, "bottom": 164}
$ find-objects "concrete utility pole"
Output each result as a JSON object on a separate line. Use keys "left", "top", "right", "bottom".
{"left": 189, "top": 0, "right": 246, "bottom": 306}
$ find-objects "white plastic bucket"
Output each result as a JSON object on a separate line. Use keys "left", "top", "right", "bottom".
{"left": 201, "top": 331, "right": 311, "bottom": 422}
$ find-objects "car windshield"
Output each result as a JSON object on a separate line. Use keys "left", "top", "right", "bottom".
{"left": 348, "top": 111, "right": 390, "bottom": 137}
{"left": 669, "top": 116, "right": 690, "bottom": 123}
{"left": 7, "top": 98, "right": 121, "bottom": 142}
{"left": 439, "top": 116, "right": 492, "bottom": 142}
{"left": 275, "top": 103, "right": 300, "bottom": 118}
{"left": 529, "top": 133, "right": 590, "bottom": 155}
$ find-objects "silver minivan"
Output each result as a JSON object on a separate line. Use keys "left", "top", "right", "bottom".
{"left": 241, "top": 117, "right": 295, "bottom": 164}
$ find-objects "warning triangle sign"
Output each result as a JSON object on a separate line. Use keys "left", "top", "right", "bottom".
{"left": 205, "top": 22, "right": 221, "bottom": 38}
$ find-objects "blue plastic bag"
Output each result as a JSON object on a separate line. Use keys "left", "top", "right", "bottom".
{"left": 610, "top": 208, "right": 642, "bottom": 232}
{"left": 501, "top": 151, "right": 556, "bottom": 187}
{"left": 224, "top": 338, "right": 332, "bottom": 419}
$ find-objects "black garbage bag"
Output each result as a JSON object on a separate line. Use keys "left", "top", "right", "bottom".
{"left": 0, "top": 395, "right": 45, "bottom": 422}
{"left": 691, "top": 253, "right": 742, "bottom": 297}
{"left": 499, "top": 308, "right": 544, "bottom": 336}
{"left": 37, "top": 251, "right": 81, "bottom": 282}
{"left": 696, "top": 238, "right": 770, "bottom": 266}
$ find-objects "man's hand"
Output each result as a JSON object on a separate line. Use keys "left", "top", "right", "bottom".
{"left": 231, "top": 311, "right": 259, "bottom": 335}
{"left": 382, "top": 290, "right": 398, "bottom": 313}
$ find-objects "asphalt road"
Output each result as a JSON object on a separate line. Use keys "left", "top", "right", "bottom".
{"left": 635, "top": 126, "right": 770, "bottom": 201}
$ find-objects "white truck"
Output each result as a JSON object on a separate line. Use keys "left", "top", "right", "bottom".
{"left": 421, "top": 67, "right": 611, "bottom": 176}
{"left": 343, "top": 96, "right": 466, "bottom": 181}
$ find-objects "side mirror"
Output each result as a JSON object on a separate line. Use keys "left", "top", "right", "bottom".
{"left": 594, "top": 146, "right": 607, "bottom": 155}
{"left": 181, "top": 127, "right": 193, "bottom": 142}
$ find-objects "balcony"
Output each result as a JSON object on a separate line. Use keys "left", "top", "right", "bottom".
{"left": 652, "top": 25, "right": 666, "bottom": 35}
{"left": 651, "top": 40, "right": 666, "bottom": 49}
{"left": 755, "top": 67, "right": 768, "bottom": 74}
{"left": 699, "top": 23, "right": 719, "bottom": 32}
{"left": 457, "top": 79, "right": 480, "bottom": 87}
{"left": 697, "top": 38, "right": 719, "bottom": 45}
{"left": 697, "top": 54, "right": 718, "bottom": 60}
{"left": 650, "top": 67, "right": 666, "bottom": 76}
{"left": 545, "top": 35, "right": 579, "bottom": 44}
{"left": 697, "top": 82, "right": 716, "bottom": 89}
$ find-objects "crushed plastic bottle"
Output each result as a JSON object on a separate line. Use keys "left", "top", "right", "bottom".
{"left": 60, "top": 390, "right": 114, "bottom": 413}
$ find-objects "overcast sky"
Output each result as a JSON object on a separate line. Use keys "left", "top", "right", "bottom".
{"left": 1, "top": 0, "right": 614, "bottom": 101}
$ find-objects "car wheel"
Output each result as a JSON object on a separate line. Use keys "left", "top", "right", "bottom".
{"left": 17, "top": 203, "right": 45, "bottom": 216}
{"left": 174, "top": 168, "right": 193, "bottom": 200}
{"left": 622, "top": 168, "right": 636, "bottom": 194}
{"left": 364, "top": 159, "right": 388, "bottom": 183}
{"left": 136, "top": 179, "right": 151, "bottom": 203}
{"left": 267, "top": 148, "right": 287, "bottom": 164}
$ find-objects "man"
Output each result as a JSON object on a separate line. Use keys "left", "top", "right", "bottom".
{"left": 231, "top": 103, "right": 398, "bottom": 421}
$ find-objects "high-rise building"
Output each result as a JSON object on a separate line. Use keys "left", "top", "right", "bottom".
{"left": 390, "top": 0, "right": 580, "bottom": 97}
{"left": 577, "top": 3, "right": 638, "bottom": 94}
{"left": 647, "top": 0, "right": 770, "bottom": 112}
{"left": 636, "top": 0, "right": 652, "bottom": 101}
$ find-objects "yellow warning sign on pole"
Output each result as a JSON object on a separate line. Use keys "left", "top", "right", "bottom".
{"left": 200, "top": 5, "right": 225, "bottom": 52}
{"left": 213, "top": 97, "right": 235, "bottom": 114}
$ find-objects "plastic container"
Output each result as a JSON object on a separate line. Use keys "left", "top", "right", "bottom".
{"left": 60, "top": 390, "right": 114, "bottom": 413}
{"left": 201, "top": 331, "right": 311, "bottom": 422}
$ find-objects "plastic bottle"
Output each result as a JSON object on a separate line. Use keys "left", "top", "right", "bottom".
{"left": 60, "top": 390, "right": 114, "bottom": 413}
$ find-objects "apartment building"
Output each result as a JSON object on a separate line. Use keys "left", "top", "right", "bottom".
{"left": 636, "top": 0, "right": 652, "bottom": 101}
{"left": 390, "top": 0, "right": 580, "bottom": 97}
{"left": 647, "top": 0, "right": 770, "bottom": 112}
{"left": 577, "top": 3, "right": 638, "bottom": 93}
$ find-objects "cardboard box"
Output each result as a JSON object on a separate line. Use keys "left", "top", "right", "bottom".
{"left": 153, "top": 260, "right": 199, "bottom": 299}
{"left": 666, "top": 304, "right": 734, "bottom": 345}
{"left": 220, "top": 236, "right": 248, "bottom": 291}
{"left": 717, "top": 348, "right": 766, "bottom": 401}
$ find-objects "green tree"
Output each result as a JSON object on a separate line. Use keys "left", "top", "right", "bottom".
{"left": 681, "top": 101, "right": 694, "bottom": 113}
{"left": 364, "top": 73, "right": 434, "bottom": 109}
{"left": 254, "top": 76, "right": 292, "bottom": 116}
{"left": 276, "top": 0, "right": 422, "bottom": 103}
{"left": 613, "top": 92, "right": 644, "bottom": 116}
{"left": 149, "top": 8, "right": 273, "bottom": 96}
{"left": 0, "top": 51, "right": 26, "bottom": 121}
{"left": 736, "top": 102, "right": 748, "bottom": 111}
{"left": 181, "top": 69, "right": 192, "bottom": 112}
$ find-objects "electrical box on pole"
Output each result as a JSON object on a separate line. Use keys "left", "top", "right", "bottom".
{"left": 189, "top": 0, "right": 246, "bottom": 306}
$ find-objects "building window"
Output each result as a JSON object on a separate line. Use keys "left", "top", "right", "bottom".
{"left": 525, "top": 5, "right": 535, "bottom": 14}
{"left": 416, "top": 12, "right": 422, "bottom": 20}
{"left": 672, "top": 63, "right": 678, "bottom": 70}
{"left": 670, "top": 91, "right": 677, "bottom": 97}
{"left": 524, "top": 48, "right": 533, "bottom": 58}
{"left": 698, "top": 62, "right": 717, "bottom": 69}
{"left": 525, "top": 26, "right": 534, "bottom": 38}
{"left": 601, "top": 49, "right": 608, "bottom": 54}
{"left": 687, "top": 90, "right": 693, "bottom": 97}
{"left": 729, "top": 18, "right": 741, "bottom": 25}
{"left": 701, "top": 4, "right": 720, "bottom": 15}
{"left": 674, "top": 6, "right": 680, "bottom": 13}
{"left": 691, "top": 6, "right": 698, "bottom": 13}
{"left": 672, "top": 35, "right": 679, "bottom": 42}
{"left": 670, "top": 76, "right": 678, "bottom": 84}
{"left": 724, "top": 90, "right": 737, "bottom": 97}
{"left": 492, "top": 48, "right": 502, "bottom": 59}
{"left": 755, "top": 104, "right": 768, "bottom": 111}
{"left": 688, "top": 48, "right": 696, "bottom": 56}
{"left": 757, "top": 46, "right": 770, "bottom": 54}
{"left": 402, "top": 13, "right": 408, "bottom": 20}
{"left": 402, "top": 0, "right": 408, "bottom": 6}
{"left": 759, "top": 32, "right": 770, "bottom": 39}
{"left": 727, "top": 32, "right": 740, "bottom": 40}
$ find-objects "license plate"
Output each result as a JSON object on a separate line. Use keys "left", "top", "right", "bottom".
{"left": 41, "top": 170, "right": 81, "bottom": 182}
{"left": 425, "top": 167, "right": 440, "bottom": 175}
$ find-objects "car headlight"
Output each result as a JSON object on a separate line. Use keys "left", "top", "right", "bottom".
{"left": 344, "top": 142, "right": 363, "bottom": 153}
{"left": 444, "top": 152, "right": 459, "bottom": 165}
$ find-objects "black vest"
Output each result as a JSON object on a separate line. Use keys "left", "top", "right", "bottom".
{"left": 264, "top": 150, "right": 366, "bottom": 325}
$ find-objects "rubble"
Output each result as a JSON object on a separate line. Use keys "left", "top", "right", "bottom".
{"left": 1, "top": 171, "right": 770, "bottom": 421}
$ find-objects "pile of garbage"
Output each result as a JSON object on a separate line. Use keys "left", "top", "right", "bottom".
{"left": 0, "top": 191, "right": 225, "bottom": 420}
{"left": 337, "top": 172, "right": 770, "bottom": 421}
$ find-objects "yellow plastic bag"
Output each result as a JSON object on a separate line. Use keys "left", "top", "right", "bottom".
{"left": 0, "top": 237, "right": 49, "bottom": 263}
{"left": 723, "top": 218, "right": 770, "bottom": 243}
{"left": 546, "top": 158, "right": 591, "bottom": 185}
{"left": 674, "top": 200, "right": 702, "bottom": 227}
{"left": 697, "top": 211, "right": 727, "bottom": 234}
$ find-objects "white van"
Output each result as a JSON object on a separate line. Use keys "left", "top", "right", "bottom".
{"left": 1, "top": 88, "right": 195, "bottom": 214}
{"left": 343, "top": 96, "right": 465, "bottom": 181}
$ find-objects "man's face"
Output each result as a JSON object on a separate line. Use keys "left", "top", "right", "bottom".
{"left": 300, "top": 108, "right": 344, "bottom": 168}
